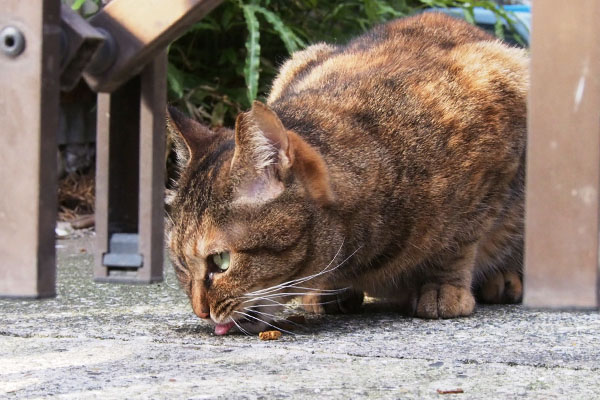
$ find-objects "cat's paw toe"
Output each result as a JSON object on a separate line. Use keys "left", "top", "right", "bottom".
{"left": 302, "top": 293, "right": 326, "bottom": 314}
{"left": 302, "top": 289, "right": 364, "bottom": 314}
{"left": 416, "top": 284, "right": 475, "bottom": 319}
{"left": 478, "top": 270, "right": 522, "bottom": 304}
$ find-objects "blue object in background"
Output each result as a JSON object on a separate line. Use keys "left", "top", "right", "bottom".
{"left": 438, "top": 5, "right": 531, "bottom": 47}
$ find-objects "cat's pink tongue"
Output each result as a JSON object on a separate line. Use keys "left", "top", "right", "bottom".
{"left": 214, "top": 321, "right": 235, "bottom": 335}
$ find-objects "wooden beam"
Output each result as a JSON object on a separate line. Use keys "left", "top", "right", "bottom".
{"left": 94, "top": 52, "right": 166, "bottom": 283}
{"left": 138, "top": 49, "right": 167, "bottom": 283}
{"left": 0, "top": 0, "right": 61, "bottom": 297}
{"left": 524, "top": 0, "right": 600, "bottom": 308}
{"left": 83, "top": 0, "right": 222, "bottom": 92}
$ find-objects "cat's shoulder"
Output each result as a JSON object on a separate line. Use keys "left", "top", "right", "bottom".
{"left": 268, "top": 42, "right": 337, "bottom": 104}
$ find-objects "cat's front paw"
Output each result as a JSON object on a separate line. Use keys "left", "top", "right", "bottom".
{"left": 415, "top": 283, "right": 475, "bottom": 319}
{"left": 302, "top": 289, "right": 364, "bottom": 314}
{"left": 477, "top": 270, "right": 522, "bottom": 304}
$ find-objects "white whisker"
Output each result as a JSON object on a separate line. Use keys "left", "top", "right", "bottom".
{"left": 241, "top": 296, "right": 286, "bottom": 308}
{"left": 246, "top": 240, "right": 346, "bottom": 297}
{"left": 244, "top": 243, "right": 361, "bottom": 305}
{"left": 230, "top": 316, "right": 251, "bottom": 336}
{"left": 241, "top": 288, "right": 353, "bottom": 305}
{"left": 234, "top": 310, "right": 296, "bottom": 336}
{"left": 235, "top": 243, "right": 361, "bottom": 325}
{"left": 162, "top": 269, "right": 183, "bottom": 291}
{"left": 242, "top": 286, "right": 349, "bottom": 298}
{"left": 245, "top": 299, "right": 339, "bottom": 308}
{"left": 242, "top": 291, "right": 328, "bottom": 303}
{"left": 276, "top": 245, "right": 361, "bottom": 291}
{"left": 280, "top": 285, "right": 352, "bottom": 293}
{"left": 244, "top": 308, "right": 306, "bottom": 329}
{"left": 240, "top": 295, "right": 287, "bottom": 305}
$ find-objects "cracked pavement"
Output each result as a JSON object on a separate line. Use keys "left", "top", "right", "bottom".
{"left": 1, "top": 235, "right": 599, "bottom": 399}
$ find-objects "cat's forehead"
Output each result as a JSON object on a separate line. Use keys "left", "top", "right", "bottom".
{"left": 178, "top": 217, "right": 246, "bottom": 259}
{"left": 192, "top": 221, "right": 222, "bottom": 258}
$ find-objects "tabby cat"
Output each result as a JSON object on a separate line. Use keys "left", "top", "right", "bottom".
{"left": 166, "top": 12, "right": 528, "bottom": 335}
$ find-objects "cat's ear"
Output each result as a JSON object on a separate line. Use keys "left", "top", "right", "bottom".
{"left": 166, "top": 106, "right": 216, "bottom": 164}
{"left": 232, "top": 101, "right": 334, "bottom": 206}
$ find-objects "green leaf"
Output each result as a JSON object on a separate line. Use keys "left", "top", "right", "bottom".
{"left": 494, "top": 18, "right": 505, "bottom": 40}
{"left": 252, "top": 5, "right": 306, "bottom": 53}
{"left": 218, "top": 48, "right": 239, "bottom": 66}
{"left": 189, "top": 19, "right": 221, "bottom": 32}
{"left": 377, "top": 3, "right": 404, "bottom": 18}
{"left": 419, "top": 0, "right": 448, "bottom": 8}
{"left": 71, "top": 0, "right": 87, "bottom": 10}
{"left": 211, "top": 102, "right": 227, "bottom": 127}
{"left": 363, "top": 0, "right": 404, "bottom": 22}
{"left": 494, "top": 8, "right": 529, "bottom": 45}
{"left": 463, "top": 7, "right": 475, "bottom": 24}
{"left": 221, "top": 5, "right": 236, "bottom": 30}
{"left": 242, "top": 4, "right": 261, "bottom": 105}
{"left": 167, "top": 62, "right": 185, "bottom": 99}
{"left": 363, "top": 0, "right": 379, "bottom": 22}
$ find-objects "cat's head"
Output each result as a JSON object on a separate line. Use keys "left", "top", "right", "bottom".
{"left": 166, "top": 102, "right": 338, "bottom": 335}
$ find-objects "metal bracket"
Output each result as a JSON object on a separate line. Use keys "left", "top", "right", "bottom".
{"left": 98, "top": 233, "right": 144, "bottom": 282}
{"left": 103, "top": 233, "right": 143, "bottom": 268}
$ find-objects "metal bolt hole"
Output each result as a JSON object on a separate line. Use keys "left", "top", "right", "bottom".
{"left": 1, "top": 26, "right": 25, "bottom": 57}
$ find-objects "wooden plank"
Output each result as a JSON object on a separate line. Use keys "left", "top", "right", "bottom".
{"left": 94, "top": 92, "right": 111, "bottom": 281}
{"left": 138, "top": 50, "right": 167, "bottom": 283}
{"left": 83, "top": 0, "right": 222, "bottom": 92}
{"left": 0, "top": 0, "right": 61, "bottom": 297}
{"left": 524, "top": 0, "right": 600, "bottom": 308}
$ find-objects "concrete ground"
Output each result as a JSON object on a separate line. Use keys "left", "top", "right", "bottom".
{"left": 1, "top": 234, "right": 599, "bottom": 399}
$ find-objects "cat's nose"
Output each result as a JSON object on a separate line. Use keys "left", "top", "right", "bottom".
{"left": 193, "top": 304, "right": 211, "bottom": 319}
{"left": 191, "top": 282, "right": 211, "bottom": 319}
{"left": 196, "top": 311, "right": 210, "bottom": 319}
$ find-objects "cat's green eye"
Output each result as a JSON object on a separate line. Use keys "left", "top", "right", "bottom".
{"left": 212, "top": 251, "right": 230, "bottom": 272}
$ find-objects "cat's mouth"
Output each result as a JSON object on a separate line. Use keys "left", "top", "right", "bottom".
{"left": 214, "top": 321, "right": 236, "bottom": 335}
{"left": 213, "top": 309, "right": 273, "bottom": 336}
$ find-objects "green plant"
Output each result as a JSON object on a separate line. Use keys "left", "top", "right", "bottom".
{"left": 71, "top": 0, "right": 88, "bottom": 9}
{"left": 63, "top": 0, "right": 101, "bottom": 16}
{"left": 167, "top": 0, "right": 527, "bottom": 128}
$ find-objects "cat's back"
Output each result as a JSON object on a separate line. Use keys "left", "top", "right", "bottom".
{"left": 267, "top": 12, "right": 528, "bottom": 177}
{"left": 268, "top": 13, "right": 526, "bottom": 104}
{"left": 268, "top": 13, "right": 528, "bottom": 120}
{"left": 265, "top": 13, "right": 529, "bottom": 256}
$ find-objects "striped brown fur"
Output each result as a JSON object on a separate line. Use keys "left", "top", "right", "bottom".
{"left": 166, "top": 13, "right": 528, "bottom": 332}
